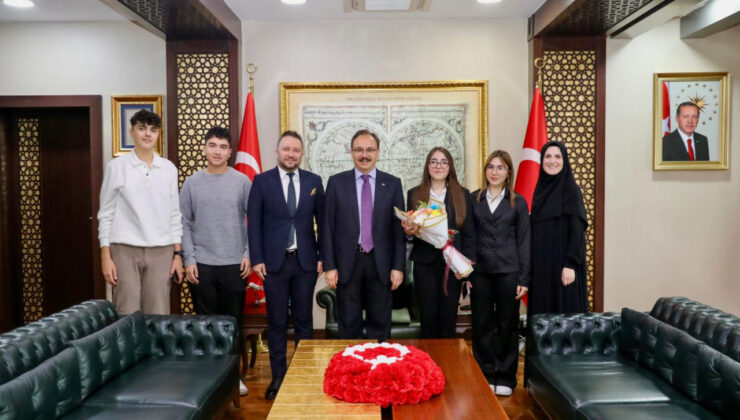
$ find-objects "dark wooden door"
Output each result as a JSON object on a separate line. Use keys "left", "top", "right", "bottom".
{"left": 0, "top": 107, "right": 98, "bottom": 330}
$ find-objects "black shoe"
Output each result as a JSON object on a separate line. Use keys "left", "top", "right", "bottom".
{"left": 265, "top": 377, "right": 283, "bottom": 400}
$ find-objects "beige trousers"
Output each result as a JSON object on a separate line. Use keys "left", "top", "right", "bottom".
{"left": 110, "top": 243, "right": 173, "bottom": 315}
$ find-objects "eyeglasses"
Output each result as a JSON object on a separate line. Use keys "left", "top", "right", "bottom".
{"left": 352, "top": 147, "right": 378, "bottom": 154}
{"left": 429, "top": 159, "right": 449, "bottom": 168}
{"left": 485, "top": 164, "right": 507, "bottom": 172}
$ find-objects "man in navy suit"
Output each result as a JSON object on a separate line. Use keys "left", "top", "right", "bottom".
{"left": 662, "top": 102, "right": 709, "bottom": 161}
{"left": 247, "top": 131, "right": 324, "bottom": 400}
{"left": 322, "top": 129, "right": 406, "bottom": 340}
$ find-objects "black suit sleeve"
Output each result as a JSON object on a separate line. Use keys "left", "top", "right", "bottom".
{"left": 460, "top": 192, "right": 476, "bottom": 261}
{"left": 322, "top": 176, "right": 337, "bottom": 271}
{"left": 515, "top": 197, "right": 531, "bottom": 287}
{"left": 391, "top": 179, "right": 407, "bottom": 273}
{"left": 246, "top": 175, "right": 264, "bottom": 265}
{"left": 314, "top": 177, "right": 325, "bottom": 263}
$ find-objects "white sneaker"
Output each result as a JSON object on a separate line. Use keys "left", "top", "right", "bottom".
{"left": 239, "top": 380, "right": 248, "bottom": 396}
{"left": 495, "top": 385, "right": 513, "bottom": 396}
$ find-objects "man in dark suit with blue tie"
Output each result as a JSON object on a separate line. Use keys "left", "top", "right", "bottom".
{"left": 322, "top": 129, "right": 406, "bottom": 340}
{"left": 247, "top": 131, "right": 324, "bottom": 400}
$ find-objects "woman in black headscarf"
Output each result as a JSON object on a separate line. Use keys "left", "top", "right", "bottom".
{"left": 528, "top": 141, "right": 588, "bottom": 316}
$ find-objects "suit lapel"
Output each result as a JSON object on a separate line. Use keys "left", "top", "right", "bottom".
{"left": 296, "top": 170, "right": 310, "bottom": 213}
{"left": 444, "top": 191, "right": 455, "bottom": 227}
{"left": 270, "top": 168, "right": 290, "bottom": 216}
{"left": 347, "top": 170, "right": 360, "bottom": 228}
{"left": 490, "top": 190, "right": 509, "bottom": 219}
{"left": 372, "top": 171, "right": 387, "bottom": 226}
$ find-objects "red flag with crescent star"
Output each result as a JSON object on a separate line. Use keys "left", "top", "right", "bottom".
{"left": 236, "top": 92, "right": 266, "bottom": 313}
{"left": 662, "top": 82, "right": 671, "bottom": 136}
{"left": 514, "top": 87, "right": 548, "bottom": 305}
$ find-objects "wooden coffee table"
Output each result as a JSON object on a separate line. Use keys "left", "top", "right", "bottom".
{"left": 267, "top": 338, "right": 507, "bottom": 420}
{"left": 392, "top": 339, "right": 508, "bottom": 419}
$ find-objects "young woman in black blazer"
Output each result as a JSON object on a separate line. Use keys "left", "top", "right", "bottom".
{"left": 470, "top": 150, "right": 530, "bottom": 396}
{"left": 403, "top": 147, "right": 475, "bottom": 338}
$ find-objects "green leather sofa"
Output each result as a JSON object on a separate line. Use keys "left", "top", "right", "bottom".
{"left": 0, "top": 300, "right": 238, "bottom": 419}
{"left": 526, "top": 297, "right": 740, "bottom": 420}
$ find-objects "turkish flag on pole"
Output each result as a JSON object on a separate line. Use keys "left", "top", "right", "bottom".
{"left": 662, "top": 82, "right": 671, "bottom": 136}
{"left": 514, "top": 87, "right": 548, "bottom": 306}
{"left": 236, "top": 92, "right": 266, "bottom": 314}
{"left": 514, "top": 87, "right": 549, "bottom": 212}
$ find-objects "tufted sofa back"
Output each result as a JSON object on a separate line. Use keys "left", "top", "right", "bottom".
{"left": 620, "top": 307, "right": 740, "bottom": 418}
{"left": 0, "top": 300, "right": 118, "bottom": 386}
{"left": 70, "top": 311, "right": 152, "bottom": 400}
{"left": 0, "top": 347, "right": 82, "bottom": 419}
{"left": 650, "top": 296, "right": 740, "bottom": 361}
{"left": 526, "top": 312, "right": 622, "bottom": 357}
{"left": 145, "top": 314, "right": 238, "bottom": 357}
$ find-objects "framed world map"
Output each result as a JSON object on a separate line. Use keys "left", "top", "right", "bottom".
{"left": 279, "top": 80, "right": 488, "bottom": 193}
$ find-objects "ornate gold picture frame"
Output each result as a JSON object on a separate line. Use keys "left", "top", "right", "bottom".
{"left": 653, "top": 72, "right": 730, "bottom": 170}
{"left": 279, "top": 80, "right": 488, "bottom": 192}
{"left": 111, "top": 95, "right": 164, "bottom": 157}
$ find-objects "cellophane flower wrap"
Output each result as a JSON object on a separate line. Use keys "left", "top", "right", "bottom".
{"left": 323, "top": 342, "right": 445, "bottom": 407}
{"left": 394, "top": 198, "right": 473, "bottom": 278}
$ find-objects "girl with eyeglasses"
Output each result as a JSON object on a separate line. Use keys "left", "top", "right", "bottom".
{"left": 528, "top": 141, "right": 588, "bottom": 317}
{"left": 470, "top": 150, "right": 531, "bottom": 397}
{"left": 402, "top": 147, "right": 475, "bottom": 339}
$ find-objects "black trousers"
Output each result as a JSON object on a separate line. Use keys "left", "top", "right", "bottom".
{"left": 414, "top": 259, "right": 462, "bottom": 338}
{"left": 190, "top": 263, "right": 246, "bottom": 361}
{"left": 336, "top": 250, "right": 393, "bottom": 340}
{"left": 190, "top": 263, "right": 246, "bottom": 321}
{"left": 470, "top": 271, "right": 520, "bottom": 388}
{"left": 263, "top": 253, "right": 316, "bottom": 380}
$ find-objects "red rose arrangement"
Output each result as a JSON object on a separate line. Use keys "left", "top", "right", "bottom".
{"left": 323, "top": 342, "right": 445, "bottom": 407}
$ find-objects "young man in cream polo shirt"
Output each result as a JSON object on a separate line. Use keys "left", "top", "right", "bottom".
{"left": 97, "top": 109, "right": 184, "bottom": 315}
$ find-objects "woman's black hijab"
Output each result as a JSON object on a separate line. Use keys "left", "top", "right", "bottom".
{"left": 531, "top": 141, "right": 587, "bottom": 224}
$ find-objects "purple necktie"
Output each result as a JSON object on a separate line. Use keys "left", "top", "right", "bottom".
{"left": 360, "top": 174, "right": 374, "bottom": 252}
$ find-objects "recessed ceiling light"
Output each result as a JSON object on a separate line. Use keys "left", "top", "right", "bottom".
{"left": 3, "top": 0, "right": 34, "bottom": 7}
{"left": 281, "top": 0, "right": 306, "bottom": 5}
{"left": 478, "top": 0, "right": 502, "bottom": 4}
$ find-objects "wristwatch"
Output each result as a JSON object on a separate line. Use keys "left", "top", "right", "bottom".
{"left": 173, "top": 251, "right": 184, "bottom": 258}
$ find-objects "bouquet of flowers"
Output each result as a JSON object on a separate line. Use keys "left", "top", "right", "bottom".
{"left": 394, "top": 199, "right": 474, "bottom": 285}
{"left": 323, "top": 342, "right": 445, "bottom": 407}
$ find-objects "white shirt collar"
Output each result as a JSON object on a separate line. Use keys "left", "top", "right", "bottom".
{"left": 486, "top": 187, "right": 506, "bottom": 203}
{"left": 430, "top": 188, "right": 447, "bottom": 201}
{"left": 128, "top": 150, "right": 163, "bottom": 168}
{"left": 677, "top": 128, "right": 695, "bottom": 141}
{"left": 278, "top": 166, "right": 299, "bottom": 179}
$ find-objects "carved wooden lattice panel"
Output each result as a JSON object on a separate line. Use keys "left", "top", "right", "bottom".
{"left": 541, "top": 50, "right": 597, "bottom": 311}
{"left": 17, "top": 118, "right": 44, "bottom": 323}
{"left": 175, "top": 52, "right": 231, "bottom": 314}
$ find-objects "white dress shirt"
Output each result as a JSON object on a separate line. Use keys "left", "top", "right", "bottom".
{"left": 430, "top": 187, "right": 447, "bottom": 203}
{"left": 97, "top": 151, "right": 182, "bottom": 247}
{"left": 486, "top": 188, "right": 506, "bottom": 213}
{"left": 278, "top": 166, "right": 300, "bottom": 250}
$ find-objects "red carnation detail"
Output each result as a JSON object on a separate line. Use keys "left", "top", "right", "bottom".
{"left": 323, "top": 342, "right": 445, "bottom": 407}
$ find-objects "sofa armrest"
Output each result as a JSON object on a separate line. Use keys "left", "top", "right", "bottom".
{"left": 527, "top": 312, "right": 621, "bottom": 357}
{"left": 316, "top": 286, "right": 337, "bottom": 325}
{"left": 145, "top": 315, "right": 237, "bottom": 357}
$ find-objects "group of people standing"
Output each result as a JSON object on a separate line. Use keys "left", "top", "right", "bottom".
{"left": 98, "top": 109, "right": 588, "bottom": 402}
{"left": 402, "top": 142, "right": 588, "bottom": 396}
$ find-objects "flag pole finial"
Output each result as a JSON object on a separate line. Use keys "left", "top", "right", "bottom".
{"left": 246, "top": 63, "right": 258, "bottom": 95}
{"left": 534, "top": 57, "right": 544, "bottom": 90}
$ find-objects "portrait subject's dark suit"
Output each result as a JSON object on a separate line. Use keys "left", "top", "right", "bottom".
{"left": 322, "top": 169, "right": 406, "bottom": 339}
{"left": 247, "top": 167, "right": 324, "bottom": 380}
{"left": 407, "top": 186, "right": 475, "bottom": 338}
{"left": 469, "top": 189, "right": 530, "bottom": 389}
{"left": 662, "top": 129, "right": 709, "bottom": 161}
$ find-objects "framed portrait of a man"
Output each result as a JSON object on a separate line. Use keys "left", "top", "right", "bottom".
{"left": 653, "top": 72, "right": 730, "bottom": 170}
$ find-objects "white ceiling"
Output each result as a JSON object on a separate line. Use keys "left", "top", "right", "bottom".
{"left": 225, "top": 0, "right": 546, "bottom": 20}
{"left": 0, "top": 0, "right": 545, "bottom": 22}
{"left": 0, "top": 0, "right": 124, "bottom": 22}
